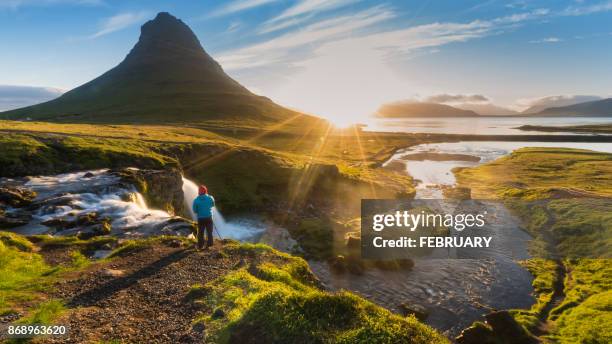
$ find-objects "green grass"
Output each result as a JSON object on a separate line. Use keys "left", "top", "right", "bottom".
{"left": 454, "top": 147, "right": 612, "bottom": 341}
{"left": 0, "top": 232, "right": 58, "bottom": 316}
{"left": 455, "top": 147, "right": 612, "bottom": 200}
{"left": 200, "top": 243, "right": 448, "bottom": 344}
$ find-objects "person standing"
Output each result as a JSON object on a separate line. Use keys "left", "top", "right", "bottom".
{"left": 192, "top": 185, "right": 215, "bottom": 250}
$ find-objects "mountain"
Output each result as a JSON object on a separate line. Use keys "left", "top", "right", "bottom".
{"left": 536, "top": 98, "right": 612, "bottom": 116}
{"left": 1, "top": 12, "right": 319, "bottom": 126}
{"left": 521, "top": 95, "right": 602, "bottom": 114}
{"left": 376, "top": 101, "right": 479, "bottom": 117}
{"left": 455, "top": 103, "right": 518, "bottom": 116}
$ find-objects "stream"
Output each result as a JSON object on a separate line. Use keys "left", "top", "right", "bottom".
{"left": 310, "top": 140, "right": 612, "bottom": 337}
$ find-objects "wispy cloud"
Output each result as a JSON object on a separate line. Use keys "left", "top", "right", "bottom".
{"left": 529, "top": 37, "right": 563, "bottom": 43}
{"left": 425, "top": 94, "right": 490, "bottom": 104}
{"left": 561, "top": 0, "right": 612, "bottom": 16}
{"left": 260, "top": 0, "right": 360, "bottom": 34}
{"left": 219, "top": 5, "right": 394, "bottom": 70}
{"left": 210, "top": 0, "right": 280, "bottom": 17}
{"left": 89, "top": 11, "right": 149, "bottom": 39}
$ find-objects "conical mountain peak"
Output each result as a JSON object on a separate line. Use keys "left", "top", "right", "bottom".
{"left": 1, "top": 12, "right": 317, "bottom": 125}
{"left": 127, "top": 12, "right": 204, "bottom": 59}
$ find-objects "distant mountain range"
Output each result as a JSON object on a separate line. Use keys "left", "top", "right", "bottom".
{"left": 1, "top": 12, "right": 321, "bottom": 127}
{"left": 376, "top": 97, "right": 612, "bottom": 118}
{"left": 455, "top": 103, "right": 518, "bottom": 116}
{"left": 533, "top": 98, "right": 612, "bottom": 116}
{"left": 376, "top": 101, "right": 479, "bottom": 117}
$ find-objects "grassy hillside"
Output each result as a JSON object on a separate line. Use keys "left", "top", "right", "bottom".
{"left": 454, "top": 147, "right": 612, "bottom": 343}
{"left": 0, "top": 120, "right": 416, "bottom": 259}
{"left": 0, "top": 232, "right": 448, "bottom": 343}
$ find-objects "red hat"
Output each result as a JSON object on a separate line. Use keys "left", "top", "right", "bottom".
{"left": 198, "top": 185, "right": 208, "bottom": 195}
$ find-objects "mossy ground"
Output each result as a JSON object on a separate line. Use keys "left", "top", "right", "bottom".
{"left": 455, "top": 147, "right": 612, "bottom": 342}
{"left": 0, "top": 233, "right": 447, "bottom": 343}
{"left": 199, "top": 242, "right": 449, "bottom": 344}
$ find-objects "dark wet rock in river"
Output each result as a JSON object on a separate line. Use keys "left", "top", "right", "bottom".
{"left": 456, "top": 310, "right": 538, "bottom": 344}
{"left": 0, "top": 212, "right": 31, "bottom": 229}
{"left": 398, "top": 302, "right": 429, "bottom": 321}
{"left": 441, "top": 186, "right": 472, "bottom": 200}
{"left": 328, "top": 255, "right": 347, "bottom": 273}
{"left": 346, "top": 235, "right": 361, "bottom": 250}
{"left": 0, "top": 186, "right": 36, "bottom": 207}
{"left": 345, "top": 256, "right": 365, "bottom": 275}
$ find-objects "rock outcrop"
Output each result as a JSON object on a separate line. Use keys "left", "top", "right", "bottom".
{"left": 115, "top": 167, "right": 185, "bottom": 216}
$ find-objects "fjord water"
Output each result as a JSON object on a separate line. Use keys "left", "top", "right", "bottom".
{"left": 366, "top": 116, "right": 612, "bottom": 135}
{"left": 394, "top": 141, "right": 612, "bottom": 198}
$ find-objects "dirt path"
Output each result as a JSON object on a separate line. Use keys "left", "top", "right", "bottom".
{"left": 37, "top": 242, "right": 242, "bottom": 344}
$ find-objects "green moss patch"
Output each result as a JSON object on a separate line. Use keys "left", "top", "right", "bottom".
{"left": 200, "top": 243, "right": 447, "bottom": 344}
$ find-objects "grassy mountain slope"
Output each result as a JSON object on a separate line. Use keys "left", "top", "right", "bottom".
{"left": 0, "top": 13, "right": 320, "bottom": 128}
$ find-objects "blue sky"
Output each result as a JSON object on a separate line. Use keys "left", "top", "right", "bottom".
{"left": 1, "top": 0, "right": 612, "bottom": 120}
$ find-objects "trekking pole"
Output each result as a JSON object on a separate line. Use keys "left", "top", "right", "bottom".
{"left": 213, "top": 222, "right": 223, "bottom": 240}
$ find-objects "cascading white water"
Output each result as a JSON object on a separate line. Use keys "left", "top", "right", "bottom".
{"left": 9, "top": 169, "right": 183, "bottom": 237}
{"left": 181, "top": 177, "right": 266, "bottom": 241}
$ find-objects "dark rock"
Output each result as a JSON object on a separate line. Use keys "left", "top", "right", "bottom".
{"left": 83, "top": 172, "right": 95, "bottom": 178}
{"left": 166, "top": 239, "right": 183, "bottom": 248}
{"left": 398, "top": 303, "right": 429, "bottom": 321}
{"left": 0, "top": 213, "right": 30, "bottom": 229}
{"left": 485, "top": 310, "right": 538, "bottom": 342}
{"left": 442, "top": 186, "right": 472, "bottom": 200}
{"left": 346, "top": 236, "right": 361, "bottom": 250}
{"left": 456, "top": 310, "right": 538, "bottom": 344}
{"left": 211, "top": 308, "right": 225, "bottom": 319}
{"left": 42, "top": 218, "right": 75, "bottom": 229}
{"left": 191, "top": 322, "right": 206, "bottom": 334}
{"left": 345, "top": 256, "right": 365, "bottom": 275}
{"left": 117, "top": 168, "right": 185, "bottom": 216}
{"left": 0, "top": 186, "right": 36, "bottom": 207}
{"left": 328, "top": 255, "right": 347, "bottom": 273}
{"left": 76, "top": 212, "right": 99, "bottom": 226}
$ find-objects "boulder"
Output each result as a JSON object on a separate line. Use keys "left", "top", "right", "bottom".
{"left": 398, "top": 303, "right": 429, "bottom": 321}
{"left": 0, "top": 213, "right": 30, "bottom": 229}
{"left": 345, "top": 256, "right": 365, "bottom": 275}
{"left": 346, "top": 236, "right": 361, "bottom": 250}
{"left": 328, "top": 255, "right": 347, "bottom": 273}
{"left": 0, "top": 187, "right": 36, "bottom": 207}
{"left": 456, "top": 310, "right": 538, "bottom": 344}
{"left": 442, "top": 186, "right": 471, "bottom": 200}
{"left": 116, "top": 168, "right": 185, "bottom": 216}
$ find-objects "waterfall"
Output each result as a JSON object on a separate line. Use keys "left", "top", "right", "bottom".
{"left": 181, "top": 176, "right": 266, "bottom": 241}
{"left": 181, "top": 177, "right": 198, "bottom": 220}
{"left": 134, "top": 193, "right": 149, "bottom": 210}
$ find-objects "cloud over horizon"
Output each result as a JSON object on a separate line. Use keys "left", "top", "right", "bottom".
{"left": 425, "top": 94, "right": 490, "bottom": 104}
{"left": 0, "top": 85, "right": 64, "bottom": 111}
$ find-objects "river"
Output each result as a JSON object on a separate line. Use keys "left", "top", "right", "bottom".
{"left": 310, "top": 139, "right": 612, "bottom": 336}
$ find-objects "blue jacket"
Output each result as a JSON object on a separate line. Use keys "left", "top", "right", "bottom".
{"left": 192, "top": 194, "right": 215, "bottom": 219}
